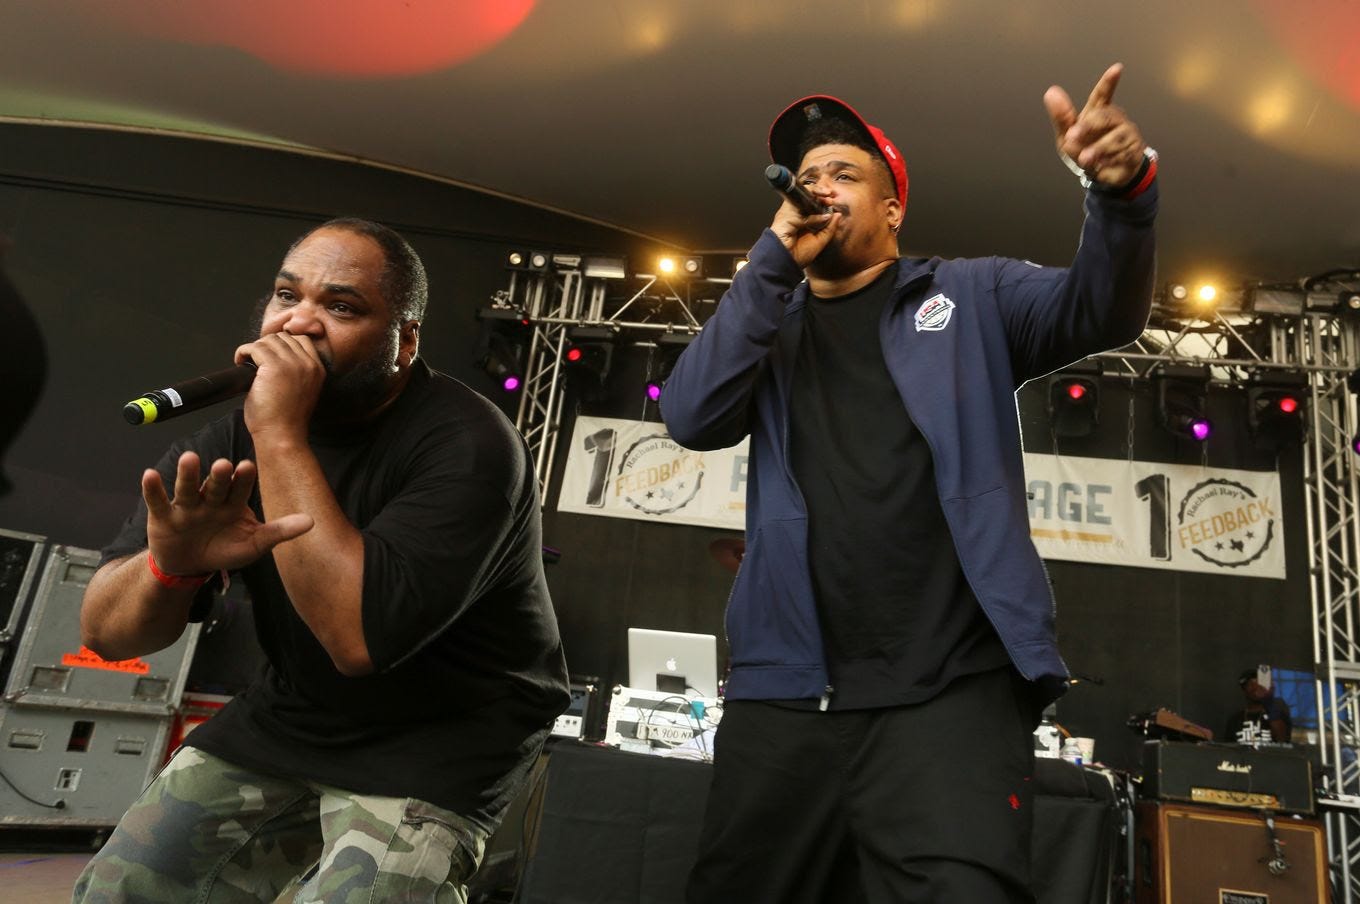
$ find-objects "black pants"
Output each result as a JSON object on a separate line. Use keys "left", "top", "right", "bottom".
{"left": 686, "top": 667, "right": 1039, "bottom": 904}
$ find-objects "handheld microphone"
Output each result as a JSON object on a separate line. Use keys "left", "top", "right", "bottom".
{"left": 123, "top": 363, "right": 256, "bottom": 426}
{"left": 764, "top": 164, "right": 830, "bottom": 216}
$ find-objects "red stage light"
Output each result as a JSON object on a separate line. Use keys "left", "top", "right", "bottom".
{"left": 105, "top": 1, "right": 535, "bottom": 77}
{"left": 1278, "top": 396, "right": 1299, "bottom": 414}
{"left": 1252, "top": 0, "right": 1360, "bottom": 111}
{"left": 1066, "top": 382, "right": 1087, "bottom": 401}
{"left": 567, "top": 347, "right": 583, "bottom": 363}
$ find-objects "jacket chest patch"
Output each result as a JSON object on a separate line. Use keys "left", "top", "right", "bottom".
{"left": 914, "top": 293, "right": 955, "bottom": 332}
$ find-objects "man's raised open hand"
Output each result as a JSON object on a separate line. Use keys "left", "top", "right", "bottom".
{"left": 143, "top": 451, "right": 313, "bottom": 577}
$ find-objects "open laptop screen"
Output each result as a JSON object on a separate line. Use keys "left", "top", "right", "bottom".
{"left": 627, "top": 628, "right": 718, "bottom": 698}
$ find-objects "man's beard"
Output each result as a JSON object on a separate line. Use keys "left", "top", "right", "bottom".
{"left": 245, "top": 297, "right": 401, "bottom": 424}
{"left": 808, "top": 205, "right": 855, "bottom": 274}
{"left": 312, "top": 337, "right": 400, "bottom": 424}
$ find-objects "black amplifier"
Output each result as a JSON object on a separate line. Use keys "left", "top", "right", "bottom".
{"left": 1141, "top": 740, "right": 1314, "bottom": 815}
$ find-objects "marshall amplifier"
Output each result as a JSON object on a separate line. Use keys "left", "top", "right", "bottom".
{"left": 1134, "top": 802, "right": 1326, "bottom": 904}
{"left": 1141, "top": 741, "right": 1314, "bottom": 815}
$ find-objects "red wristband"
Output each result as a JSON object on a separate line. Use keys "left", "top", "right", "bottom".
{"left": 147, "top": 552, "right": 211, "bottom": 590}
{"left": 1120, "top": 150, "right": 1158, "bottom": 200}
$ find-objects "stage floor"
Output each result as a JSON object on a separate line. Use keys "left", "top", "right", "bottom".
{"left": 0, "top": 851, "right": 91, "bottom": 902}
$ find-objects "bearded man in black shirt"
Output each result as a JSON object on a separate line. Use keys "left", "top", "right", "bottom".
{"left": 75, "top": 218, "right": 570, "bottom": 903}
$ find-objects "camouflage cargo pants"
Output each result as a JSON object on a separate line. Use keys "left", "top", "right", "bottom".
{"left": 72, "top": 746, "right": 487, "bottom": 903}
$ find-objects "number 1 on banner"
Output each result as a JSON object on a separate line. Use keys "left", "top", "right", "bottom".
{"left": 1134, "top": 473, "right": 1171, "bottom": 561}
{"left": 583, "top": 428, "right": 617, "bottom": 508}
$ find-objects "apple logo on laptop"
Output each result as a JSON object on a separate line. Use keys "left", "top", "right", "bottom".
{"left": 666, "top": 657, "right": 678, "bottom": 671}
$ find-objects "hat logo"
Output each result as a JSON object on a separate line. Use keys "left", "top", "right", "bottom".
{"left": 915, "top": 293, "right": 955, "bottom": 332}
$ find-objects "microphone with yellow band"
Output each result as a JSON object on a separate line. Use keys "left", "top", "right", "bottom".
{"left": 122, "top": 363, "right": 256, "bottom": 426}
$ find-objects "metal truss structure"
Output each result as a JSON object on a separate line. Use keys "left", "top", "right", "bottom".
{"left": 1108, "top": 284, "right": 1360, "bottom": 900}
{"left": 486, "top": 266, "right": 711, "bottom": 504}
{"left": 487, "top": 265, "right": 1360, "bottom": 898}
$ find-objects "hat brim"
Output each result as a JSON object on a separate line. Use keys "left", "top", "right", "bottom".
{"left": 768, "top": 94, "right": 907, "bottom": 209}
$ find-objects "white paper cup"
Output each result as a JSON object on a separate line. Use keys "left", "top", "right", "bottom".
{"left": 1074, "top": 736, "right": 1095, "bottom": 763}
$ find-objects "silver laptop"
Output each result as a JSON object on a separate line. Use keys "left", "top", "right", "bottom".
{"left": 627, "top": 628, "right": 718, "bottom": 698}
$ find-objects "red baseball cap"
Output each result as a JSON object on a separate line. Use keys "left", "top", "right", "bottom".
{"left": 768, "top": 95, "right": 908, "bottom": 210}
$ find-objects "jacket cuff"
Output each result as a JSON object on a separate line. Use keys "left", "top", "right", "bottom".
{"left": 1085, "top": 177, "right": 1158, "bottom": 226}
{"left": 744, "top": 228, "right": 806, "bottom": 288}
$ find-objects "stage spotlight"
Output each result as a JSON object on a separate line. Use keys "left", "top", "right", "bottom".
{"left": 1247, "top": 372, "right": 1308, "bottom": 451}
{"left": 1155, "top": 364, "right": 1212, "bottom": 442}
{"left": 1335, "top": 291, "right": 1360, "bottom": 316}
{"left": 1046, "top": 360, "right": 1102, "bottom": 438}
{"left": 474, "top": 310, "right": 528, "bottom": 394}
{"left": 478, "top": 305, "right": 528, "bottom": 324}
{"left": 1248, "top": 286, "right": 1306, "bottom": 316}
{"left": 506, "top": 250, "right": 526, "bottom": 269}
{"left": 645, "top": 333, "right": 695, "bottom": 403}
{"left": 655, "top": 255, "right": 703, "bottom": 279}
{"left": 732, "top": 257, "right": 749, "bottom": 276}
{"left": 1157, "top": 281, "right": 1242, "bottom": 317}
{"left": 564, "top": 326, "right": 616, "bottom": 400}
{"left": 479, "top": 334, "right": 524, "bottom": 393}
{"left": 528, "top": 251, "right": 550, "bottom": 271}
{"left": 584, "top": 255, "right": 628, "bottom": 280}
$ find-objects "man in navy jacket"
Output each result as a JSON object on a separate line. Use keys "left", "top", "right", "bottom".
{"left": 661, "top": 65, "right": 1156, "bottom": 903}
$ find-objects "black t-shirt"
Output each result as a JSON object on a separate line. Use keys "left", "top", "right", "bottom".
{"left": 1224, "top": 696, "right": 1293, "bottom": 744}
{"left": 789, "top": 263, "right": 1009, "bottom": 709}
{"left": 102, "top": 362, "right": 570, "bottom": 832}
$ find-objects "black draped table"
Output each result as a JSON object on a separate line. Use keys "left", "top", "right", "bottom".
{"left": 513, "top": 740, "right": 1123, "bottom": 904}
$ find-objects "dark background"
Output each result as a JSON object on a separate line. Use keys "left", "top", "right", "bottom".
{"left": 0, "top": 123, "right": 1311, "bottom": 772}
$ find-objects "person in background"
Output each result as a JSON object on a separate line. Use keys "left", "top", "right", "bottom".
{"left": 1226, "top": 667, "right": 1292, "bottom": 744}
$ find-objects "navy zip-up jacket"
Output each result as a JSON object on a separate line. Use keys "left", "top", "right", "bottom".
{"left": 660, "top": 184, "right": 1157, "bottom": 704}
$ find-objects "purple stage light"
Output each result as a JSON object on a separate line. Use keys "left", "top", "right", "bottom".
{"left": 502, "top": 375, "right": 521, "bottom": 392}
{"left": 646, "top": 383, "right": 662, "bottom": 402}
{"left": 1191, "top": 419, "right": 1211, "bottom": 441}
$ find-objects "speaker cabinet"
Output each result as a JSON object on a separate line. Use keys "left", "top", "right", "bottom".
{"left": 1135, "top": 802, "right": 1327, "bottom": 904}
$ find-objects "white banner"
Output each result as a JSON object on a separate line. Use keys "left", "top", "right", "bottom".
{"left": 1023, "top": 453, "right": 1286, "bottom": 579}
{"left": 557, "top": 418, "right": 1287, "bottom": 579}
{"left": 556, "top": 416, "right": 748, "bottom": 530}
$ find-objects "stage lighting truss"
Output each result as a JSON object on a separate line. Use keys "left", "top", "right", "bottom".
{"left": 1154, "top": 363, "right": 1212, "bottom": 442}
{"left": 1046, "top": 359, "right": 1102, "bottom": 438}
{"left": 1246, "top": 371, "right": 1308, "bottom": 450}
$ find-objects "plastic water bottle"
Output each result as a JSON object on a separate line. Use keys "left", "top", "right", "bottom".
{"left": 1060, "top": 737, "right": 1084, "bottom": 767}
{"left": 1033, "top": 715, "right": 1061, "bottom": 758}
